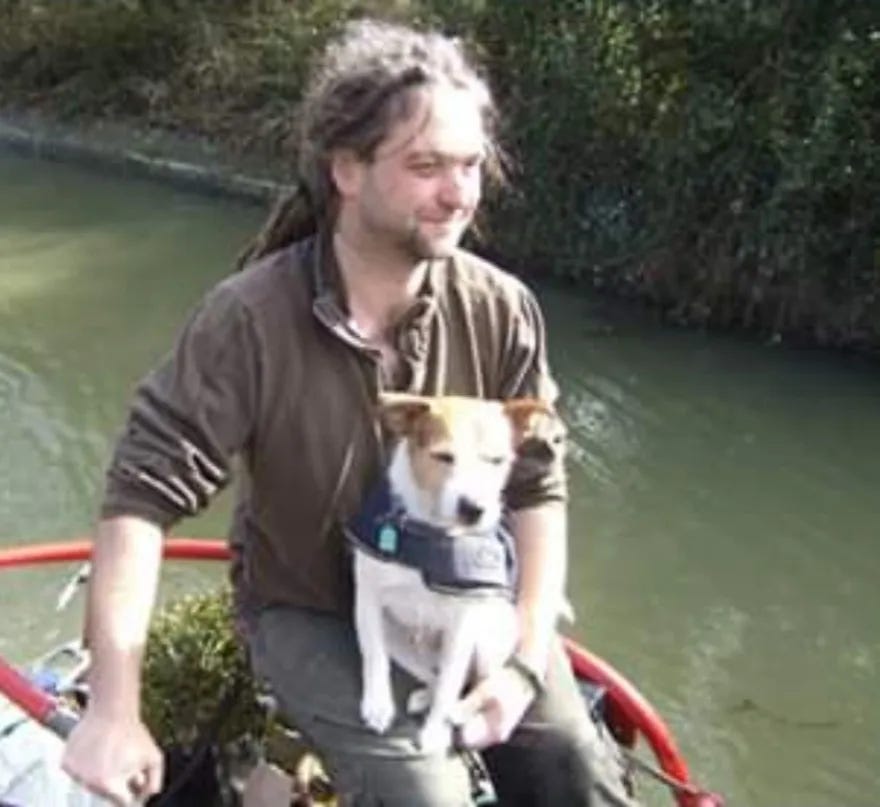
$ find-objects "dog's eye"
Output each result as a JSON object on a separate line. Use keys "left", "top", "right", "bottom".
{"left": 482, "top": 455, "right": 506, "bottom": 466}
{"left": 431, "top": 451, "right": 456, "bottom": 465}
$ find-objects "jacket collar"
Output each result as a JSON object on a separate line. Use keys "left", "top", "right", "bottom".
{"left": 309, "top": 230, "right": 439, "bottom": 362}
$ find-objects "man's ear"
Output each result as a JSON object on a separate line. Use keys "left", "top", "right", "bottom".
{"left": 502, "top": 398, "right": 554, "bottom": 445}
{"left": 379, "top": 392, "right": 434, "bottom": 436}
{"left": 329, "top": 148, "right": 365, "bottom": 200}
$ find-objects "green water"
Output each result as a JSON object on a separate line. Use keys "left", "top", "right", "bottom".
{"left": 1, "top": 150, "right": 878, "bottom": 806}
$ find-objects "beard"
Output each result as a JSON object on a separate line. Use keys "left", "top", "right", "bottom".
{"left": 399, "top": 214, "right": 469, "bottom": 260}
{"left": 359, "top": 202, "right": 472, "bottom": 262}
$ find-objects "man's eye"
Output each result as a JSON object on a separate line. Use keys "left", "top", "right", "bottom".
{"left": 482, "top": 455, "right": 506, "bottom": 466}
{"left": 431, "top": 451, "right": 456, "bottom": 465}
{"left": 412, "top": 162, "right": 440, "bottom": 176}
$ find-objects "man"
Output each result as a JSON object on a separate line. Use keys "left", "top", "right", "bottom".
{"left": 62, "top": 19, "right": 634, "bottom": 807}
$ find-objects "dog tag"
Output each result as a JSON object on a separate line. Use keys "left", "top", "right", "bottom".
{"left": 377, "top": 524, "right": 399, "bottom": 554}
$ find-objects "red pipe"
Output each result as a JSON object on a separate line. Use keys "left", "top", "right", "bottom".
{"left": 0, "top": 538, "right": 718, "bottom": 805}
{"left": 0, "top": 655, "right": 54, "bottom": 725}
{"left": 0, "top": 537, "right": 228, "bottom": 569}
{"left": 0, "top": 539, "right": 226, "bottom": 738}
{"left": 563, "top": 638, "right": 721, "bottom": 807}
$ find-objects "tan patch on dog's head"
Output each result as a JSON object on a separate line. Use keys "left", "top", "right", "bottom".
{"left": 380, "top": 393, "right": 555, "bottom": 527}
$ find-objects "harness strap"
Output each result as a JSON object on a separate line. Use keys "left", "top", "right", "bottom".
{"left": 346, "top": 477, "right": 516, "bottom": 594}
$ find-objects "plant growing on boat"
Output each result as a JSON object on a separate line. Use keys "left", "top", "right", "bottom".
{"left": 141, "top": 588, "right": 267, "bottom": 751}
{"left": 140, "top": 589, "right": 337, "bottom": 803}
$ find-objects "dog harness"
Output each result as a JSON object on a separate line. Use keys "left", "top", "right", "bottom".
{"left": 346, "top": 477, "right": 517, "bottom": 595}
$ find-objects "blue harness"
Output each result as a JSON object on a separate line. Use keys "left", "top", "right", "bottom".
{"left": 346, "top": 477, "right": 517, "bottom": 595}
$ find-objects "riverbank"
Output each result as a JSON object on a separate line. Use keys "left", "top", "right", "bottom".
{"left": 0, "top": 107, "right": 281, "bottom": 203}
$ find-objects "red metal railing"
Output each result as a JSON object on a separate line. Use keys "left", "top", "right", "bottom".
{"left": 0, "top": 538, "right": 722, "bottom": 806}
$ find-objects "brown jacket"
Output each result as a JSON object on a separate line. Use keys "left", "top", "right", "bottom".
{"left": 102, "top": 234, "right": 566, "bottom": 615}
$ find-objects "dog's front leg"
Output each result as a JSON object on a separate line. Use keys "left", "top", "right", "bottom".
{"left": 417, "top": 615, "right": 476, "bottom": 752}
{"left": 355, "top": 572, "right": 396, "bottom": 734}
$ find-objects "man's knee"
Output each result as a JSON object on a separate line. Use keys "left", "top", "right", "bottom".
{"left": 328, "top": 750, "right": 473, "bottom": 807}
{"left": 484, "top": 721, "right": 635, "bottom": 807}
{"left": 484, "top": 724, "right": 589, "bottom": 807}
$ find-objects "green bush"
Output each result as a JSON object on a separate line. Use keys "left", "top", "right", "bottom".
{"left": 141, "top": 588, "right": 266, "bottom": 750}
{"left": 474, "top": 2, "right": 879, "bottom": 349}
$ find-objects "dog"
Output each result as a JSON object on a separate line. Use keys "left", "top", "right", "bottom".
{"left": 349, "top": 393, "right": 552, "bottom": 752}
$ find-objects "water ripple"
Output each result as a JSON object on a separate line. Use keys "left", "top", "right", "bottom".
{"left": 0, "top": 349, "right": 99, "bottom": 539}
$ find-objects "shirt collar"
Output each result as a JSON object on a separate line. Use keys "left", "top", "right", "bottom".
{"left": 310, "top": 228, "right": 440, "bottom": 359}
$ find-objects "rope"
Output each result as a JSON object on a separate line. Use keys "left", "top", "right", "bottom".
{"left": 621, "top": 746, "right": 718, "bottom": 803}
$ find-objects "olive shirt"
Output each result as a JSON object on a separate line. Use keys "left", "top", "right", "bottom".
{"left": 101, "top": 234, "right": 567, "bottom": 617}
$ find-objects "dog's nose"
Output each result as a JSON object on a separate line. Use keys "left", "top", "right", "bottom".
{"left": 457, "top": 497, "right": 484, "bottom": 526}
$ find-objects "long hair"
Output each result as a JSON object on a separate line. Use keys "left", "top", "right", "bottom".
{"left": 236, "top": 19, "right": 504, "bottom": 269}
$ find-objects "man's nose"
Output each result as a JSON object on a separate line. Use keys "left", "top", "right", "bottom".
{"left": 440, "top": 166, "right": 476, "bottom": 208}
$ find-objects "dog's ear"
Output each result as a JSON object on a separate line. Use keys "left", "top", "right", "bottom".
{"left": 502, "top": 398, "right": 554, "bottom": 444}
{"left": 379, "top": 392, "right": 433, "bottom": 435}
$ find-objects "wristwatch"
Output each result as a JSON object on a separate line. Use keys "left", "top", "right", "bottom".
{"left": 504, "top": 653, "right": 545, "bottom": 697}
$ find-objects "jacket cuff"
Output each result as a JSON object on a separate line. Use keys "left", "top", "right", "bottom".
{"left": 100, "top": 482, "right": 181, "bottom": 532}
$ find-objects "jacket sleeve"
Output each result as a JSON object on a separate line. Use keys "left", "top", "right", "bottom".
{"left": 499, "top": 285, "right": 568, "bottom": 510}
{"left": 100, "top": 283, "right": 261, "bottom": 530}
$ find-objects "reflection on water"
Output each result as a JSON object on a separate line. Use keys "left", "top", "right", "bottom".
{"left": 0, "top": 151, "right": 260, "bottom": 667}
{"left": 2, "top": 149, "right": 879, "bottom": 806}
{"left": 552, "top": 297, "right": 880, "bottom": 806}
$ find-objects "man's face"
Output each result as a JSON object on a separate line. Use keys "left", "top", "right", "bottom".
{"left": 342, "top": 84, "right": 486, "bottom": 260}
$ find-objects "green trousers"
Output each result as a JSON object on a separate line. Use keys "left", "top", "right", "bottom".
{"left": 249, "top": 605, "right": 637, "bottom": 807}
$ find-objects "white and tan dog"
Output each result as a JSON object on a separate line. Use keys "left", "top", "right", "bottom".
{"left": 351, "top": 393, "right": 550, "bottom": 752}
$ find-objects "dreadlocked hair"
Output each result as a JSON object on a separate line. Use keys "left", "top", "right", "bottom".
{"left": 236, "top": 18, "right": 504, "bottom": 270}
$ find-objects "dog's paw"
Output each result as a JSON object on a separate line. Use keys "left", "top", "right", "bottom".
{"left": 417, "top": 719, "right": 453, "bottom": 753}
{"left": 406, "top": 686, "right": 431, "bottom": 716}
{"left": 361, "top": 687, "right": 396, "bottom": 734}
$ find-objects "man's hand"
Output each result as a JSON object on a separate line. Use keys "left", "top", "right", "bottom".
{"left": 63, "top": 710, "right": 163, "bottom": 806}
{"left": 64, "top": 516, "right": 164, "bottom": 803}
{"left": 452, "top": 664, "right": 537, "bottom": 749}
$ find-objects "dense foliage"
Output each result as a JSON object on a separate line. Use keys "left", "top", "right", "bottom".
{"left": 141, "top": 588, "right": 266, "bottom": 749}
{"left": 2, "top": 0, "right": 877, "bottom": 350}
{"left": 474, "top": 2, "right": 880, "bottom": 350}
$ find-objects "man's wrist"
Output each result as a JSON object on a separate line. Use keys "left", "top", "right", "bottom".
{"left": 504, "top": 653, "right": 545, "bottom": 698}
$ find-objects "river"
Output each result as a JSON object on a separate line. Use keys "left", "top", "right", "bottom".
{"left": 1, "top": 149, "right": 878, "bottom": 806}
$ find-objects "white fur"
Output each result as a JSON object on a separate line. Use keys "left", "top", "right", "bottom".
{"left": 354, "top": 442, "right": 518, "bottom": 752}
{"left": 387, "top": 438, "right": 509, "bottom": 532}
